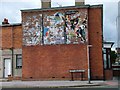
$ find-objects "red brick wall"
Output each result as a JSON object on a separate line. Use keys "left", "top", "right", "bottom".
{"left": 22, "top": 6, "right": 104, "bottom": 80}
{"left": 22, "top": 44, "right": 88, "bottom": 80}
{"left": 1, "top": 26, "right": 13, "bottom": 49}
{"left": 1, "top": 25, "right": 22, "bottom": 49}
{"left": 88, "top": 7, "right": 104, "bottom": 80}
{"left": 13, "top": 26, "right": 22, "bottom": 49}
{"left": 104, "top": 70, "right": 113, "bottom": 80}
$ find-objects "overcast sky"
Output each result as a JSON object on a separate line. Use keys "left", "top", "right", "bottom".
{"left": 0, "top": 0, "right": 119, "bottom": 50}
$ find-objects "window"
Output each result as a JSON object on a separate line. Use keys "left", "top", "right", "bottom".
{"left": 103, "top": 48, "right": 106, "bottom": 54}
{"left": 16, "top": 54, "right": 22, "bottom": 68}
{"left": 103, "top": 54, "right": 107, "bottom": 69}
{"left": 108, "top": 54, "right": 111, "bottom": 68}
{"left": 103, "top": 48, "right": 112, "bottom": 69}
{"left": 103, "top": 49, "right": 107, "bottom": 69}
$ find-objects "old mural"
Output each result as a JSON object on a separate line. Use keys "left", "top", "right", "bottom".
{"left": 22, "top": 9, "right": 88, "bottom": 46}
{"left": 23, "top": 14, "right": 43, "bottom": 46}
{"left": 43, "top": 12, "right": 65, "bottom": 45}
{"left": 65, "top": 10, "right": 88, "bottom": 44}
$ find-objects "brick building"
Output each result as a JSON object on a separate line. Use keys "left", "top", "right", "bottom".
{"left": 21, "top": 0, "right": 106, "bottom": 80}
{"left": 0, "top": 0, "right": 114, "bottom": 81}
{"left": 0, "top": 19, "right": 22, "bottom": 79}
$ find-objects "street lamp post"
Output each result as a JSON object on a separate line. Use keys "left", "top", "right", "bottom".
{"left": 87, "top": 44, "right": 92, "bottom": 84}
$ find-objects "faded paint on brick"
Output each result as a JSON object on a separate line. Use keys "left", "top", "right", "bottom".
{"left": 22, "top": 8, "right": 88, "bottom": 46}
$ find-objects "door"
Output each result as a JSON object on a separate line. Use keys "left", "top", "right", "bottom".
{"left": 4, "top": 59, "right": 12, "bottom": 78}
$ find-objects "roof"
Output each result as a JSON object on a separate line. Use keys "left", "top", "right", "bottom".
{"left": 103, "top": 42, "right": 114, "bottom": 45}
{"left": 21, "top": 4, "right": 103, "bottom": 12}
{"left": 103, "top": 41, "right": 114, "bottom": 48}
{"left": 0, "top": 23, "right": 22, "bottom": 27}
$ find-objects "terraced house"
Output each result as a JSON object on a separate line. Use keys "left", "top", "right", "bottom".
{"left": 0, "top": 18, "right": 22, "bottom": 80}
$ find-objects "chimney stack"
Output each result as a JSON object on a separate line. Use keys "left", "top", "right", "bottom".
{"left": 75, "top": 0, "right": 85, "bottom": 6}
{"left": 41, "top": 0, "right": 51, "bottom": 8}
{"left": 2, "top": 18, "right": 9, "bottom": 25}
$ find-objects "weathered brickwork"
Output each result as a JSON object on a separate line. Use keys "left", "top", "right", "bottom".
{"left": 104, "top": 70, "right": 113, "bottom": 80}
{"left": 1, "top": 25, "right": 22, "bottom": 49}
{"left": 0, "top": 24, "right": 22, "bottom": 78}
{"left": 22, "top": 5, "right": 104, "bottom": 80}
{"left": 88, "top": 7, "right": 104, "bottom": 80}
{"left": 13, "top": 26, "right": 22, "bottom": 49}
{"left": 22, "top": 44, "right": 88, "bottom": 80}
{"left": 1, "top": 26, "right": 13, "bottom": 49}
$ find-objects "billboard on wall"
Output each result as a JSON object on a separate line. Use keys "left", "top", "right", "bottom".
{"left": 43, "top": 12, "right": 65, "bottom": 45}
{"left": 22, "top": 8, "right": 88, "bottom": 46}
{"left": 22, "top": 14, "right": 43, "bottom": 46}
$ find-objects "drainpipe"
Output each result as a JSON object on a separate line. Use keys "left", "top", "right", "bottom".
{"left": 87, "top": 45, "right": 92, "bottom": 84}
{"left": 11, "top": 26, "right": 14, "bottom": 77}
{"left": 11, "top": 48, "right": 14, "bottom": 77}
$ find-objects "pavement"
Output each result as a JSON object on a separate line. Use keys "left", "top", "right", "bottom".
{"left": 0, "top": 79, "right": 119, "bottom": 88}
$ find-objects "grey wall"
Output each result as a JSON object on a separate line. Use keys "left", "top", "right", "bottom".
{"left": 0, "top": 49, "right": 22, "bottom": 78}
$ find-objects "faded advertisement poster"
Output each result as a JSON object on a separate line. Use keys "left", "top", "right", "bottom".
{"left": 65, "top": 9, "right": 88, "bottom": 44}
{"left": 22, "top": 9, "right": 88, "bottom": 46}
{"left": 43, "top": 12, "right": 65, "bottom": 45}
{"left": 22, "top": 14, "right": 43, "bottom": 46}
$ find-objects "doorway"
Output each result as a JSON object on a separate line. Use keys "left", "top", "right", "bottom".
{"left": 4, "top": 58, "right": 12, "bottom": 78}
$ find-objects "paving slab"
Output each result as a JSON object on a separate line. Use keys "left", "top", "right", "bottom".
{"left": 0, "top": 80, "right": 119, "bottom": 88}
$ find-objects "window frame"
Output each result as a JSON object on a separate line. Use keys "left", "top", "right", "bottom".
{"left": 103, "top": 48, "right": 112, "bottom": 69}
{"left": 16, "top": 54, "right": 22, "bottom": 69}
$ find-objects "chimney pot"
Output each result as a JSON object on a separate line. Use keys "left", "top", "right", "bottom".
{"left": 2, "top": 18, "right": 9, "bottom": 25}
{"left": 75, "top": 0, "right": 85, "bottom": 6}
{"left": 41, "top": 0, "right": 51, "bottom": 8}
